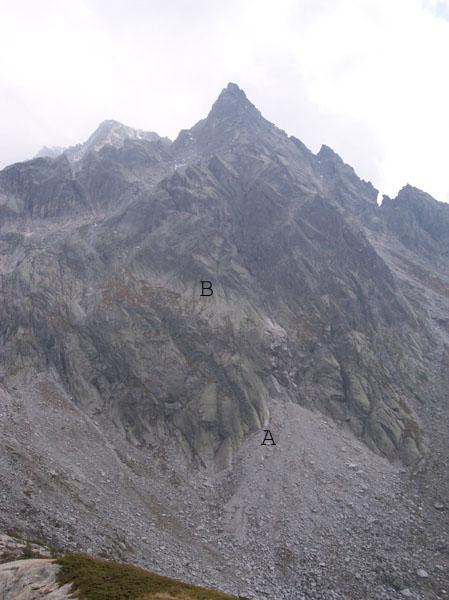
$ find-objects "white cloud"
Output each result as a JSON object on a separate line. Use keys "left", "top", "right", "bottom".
{"left": 0, "top": 0, "right": 448, "bottom": 202}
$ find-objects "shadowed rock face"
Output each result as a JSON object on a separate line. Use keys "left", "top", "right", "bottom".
{"left": 0, "top": 84, "right": 448, "bottom": 469}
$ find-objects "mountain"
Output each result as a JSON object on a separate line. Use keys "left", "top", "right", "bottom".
{"left": 63, "top": 119, "right": 165, "bottom": 163}
{"left": 0, "top": 84, "right": 448, "bottom": 600}
{"left": 33, "top": 120, "right": 166, "bottom": 165}
{"left": 34, "top": 145, "right": 66, "bottom": 159}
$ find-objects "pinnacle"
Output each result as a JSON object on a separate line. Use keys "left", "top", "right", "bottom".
{"left": 223, "top": 82, "right": 247, "bottom": 97}
{"left": 208, "top": 82, "right": 258, "bottom": 120}
{"left": 317, "top": 144, "right": 342, "bottom": 162}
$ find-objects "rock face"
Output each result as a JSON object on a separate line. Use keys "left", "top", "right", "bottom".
{"left": 0, "top": 83, "right": 448, "bottom": 599}
{"left": 0, "top": 83, "right": 443, "bottom": 466}
{"left": 0, "top": 558, "right": 74, "bottom": 599}
{"left": 0, "top": 535, "right": 69, "bottom": 600}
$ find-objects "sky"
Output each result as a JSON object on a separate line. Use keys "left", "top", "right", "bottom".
{"left": 1, "top": 0, "right": 449, "bottom": 202}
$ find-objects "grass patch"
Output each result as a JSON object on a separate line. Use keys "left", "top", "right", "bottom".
{"left": 57, "top": 553, "right": 239, "bottom": 600}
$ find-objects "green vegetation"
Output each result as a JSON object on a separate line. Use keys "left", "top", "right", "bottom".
{"left": 57, "top": 553, "right": 239, "bottom": 600}
{"left": 21, "top": 541, "right": 34, "bottom": 559}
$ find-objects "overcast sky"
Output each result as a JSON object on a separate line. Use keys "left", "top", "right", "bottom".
{"left": 1, "top": 0, "right": 449, "bottom": 202}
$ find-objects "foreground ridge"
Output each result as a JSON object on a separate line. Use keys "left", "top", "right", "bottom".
{"left": 0, "top": 534, "right": 240, "bottom": 599}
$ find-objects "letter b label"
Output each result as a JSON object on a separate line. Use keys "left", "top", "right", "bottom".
{"left": 201, "top": 281, "right": 213, "bottom": 296}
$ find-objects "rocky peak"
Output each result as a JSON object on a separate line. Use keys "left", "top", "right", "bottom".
{"left": 87, "top": 119, "right": 156, "bottom": 144}
{"left": 173, "top": 83, "right": 286, "bottom": 159}
{"left": 317, "top": 144, "right": 344, "bottom": 163}
{"left": 34, "top": 145, "right": 66, "bottom": 159}
{"left": 394, "top": 184, "right": 437, "bottom": 206}
{"left": 316, "top": 144, "right": 378, "bottom": 207}
{"left": 381, "top": 184, "right": 449, "bottom": 257}
{"left": 64, "top": 120, "right": 161, "bottom": 163}
{"left": 384, "top": 184, "right": 445, "bottom": 215}
{"left": 207, "top": 82, "right": 261, "bottom": 123}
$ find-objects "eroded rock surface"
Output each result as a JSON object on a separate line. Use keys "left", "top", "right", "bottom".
{"left": 0, "top": 559, "right": 73, "bottom": 599}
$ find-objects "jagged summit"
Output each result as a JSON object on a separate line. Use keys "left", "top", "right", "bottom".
{"left": 383, "top": 184, "right": 448, "bottom": 213}
{"left": 173, "top": 82, "right": 288, "bottom": 158}
{"left": 34, "top": 145, "right": 66, "bottom": 159}
{"left": 225, "top": 81, "right": 246, "bottom": 94}
{"left": 396, "top": 183, "right": 434, "bottom": 202}
{"left": 217, "top": 81, "right": 248, "bottom": 100}
{"left": 208, "top": 82, "right": 257, "bottom": 116}
{"left": 30, "top": 120, "right": 164, "bottom": 165}
{"left": 205, "top": 82, "right": 264, "bottom": 130}
{"left": 65, "top": 119, "right": 161, "bottom": 162}
{"left": 317, "top": 144, "right": 343, "bottom": 162}
{"left": 85, "top": 119, "right": 159, "bottom": 145}
{"left": 381, "top": 182, "right": 449, "bottom": 256}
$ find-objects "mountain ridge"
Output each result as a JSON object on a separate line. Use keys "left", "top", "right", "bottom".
{"left": 0, "top": 83, "right": 448, "bottom": 600}
{"left": 32, "top": 118, "right": 168, "bottom": 166}
{"left": 0, "top": 82, "right": 446, "bottom": 465}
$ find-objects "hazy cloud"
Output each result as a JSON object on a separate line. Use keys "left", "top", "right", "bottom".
{"left": 1, "top": 0, "right": 448, "bottom": 201}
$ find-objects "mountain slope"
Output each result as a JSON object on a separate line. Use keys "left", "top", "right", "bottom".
{"left": 0, "top": 84, "right": 448, "bottom": 600}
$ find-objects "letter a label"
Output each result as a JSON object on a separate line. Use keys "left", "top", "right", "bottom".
{"left": 201, "top": 281, "right": 213, "bottom": 296}
{"left": 261, "top": 430, "right": 276, "bottom": 445}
